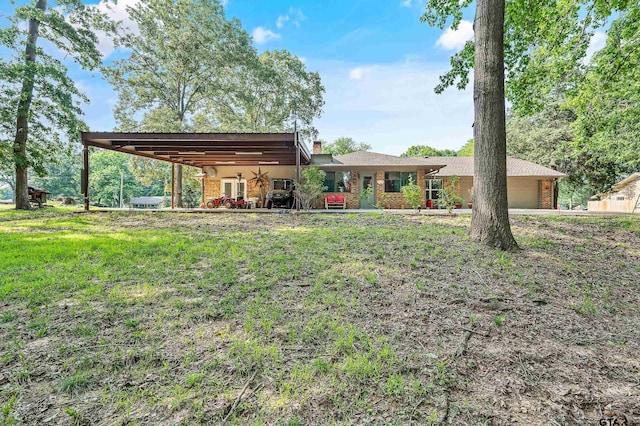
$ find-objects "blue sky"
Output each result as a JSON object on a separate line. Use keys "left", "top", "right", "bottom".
{"left": 2, "top": 1, "right": 481, "bottom": 155}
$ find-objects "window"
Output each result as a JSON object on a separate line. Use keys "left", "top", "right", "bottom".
{"left": 426, "top": 179, "right": 443, "bottom": 200}
{"left": 323, "top": 171, "right": 351, "bottom": 192}
{"left": 272, "top": 179, "right": 293, "bottom": 190}
{"left": 384, "top": 172, "right": 417, "bottom": 193}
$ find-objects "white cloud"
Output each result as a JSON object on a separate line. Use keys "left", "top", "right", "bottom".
{"left": 584, "top": 31, "right": 607, "bottom": 63}
{"left": 220, "top": 0, "right": 229, "bottom": 6}
{"left": 252, "top": 26, "right": 280, "bottom": 44}
{"left": 436, "top": 19, "right": 474, "bottom": 51}
{"left": 276, "top": 15, "right": 289, "bottom": 29}
{"left": 275, "top": 7, "right": 306, "bottom": 29}
{"left": 401, "top": 0, "right": 414, "bottom": 7}
{"left": 314, "top": 60, "right": 474, "bottom": 155}
{"left": 348, "top": 66, "right": 374, "bottom": 80}
{"left": 89, "top": 0, "right": 141, "bottom": 57}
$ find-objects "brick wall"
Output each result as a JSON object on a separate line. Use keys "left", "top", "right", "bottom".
{"left": 203, "top": 178, "right": 220, "bottom": 200}
{"left": 375, "top": 170, "right": 428, "bottom": 209}
{"left": 541, "top": 179, "right": 553, "bottom": 209}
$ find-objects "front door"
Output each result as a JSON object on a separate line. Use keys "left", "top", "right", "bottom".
{"left": 220, "top": 179, "right": 246, "bottom": 199}
{"left": 359, "top": 172, "right": 375, "bottom": 208}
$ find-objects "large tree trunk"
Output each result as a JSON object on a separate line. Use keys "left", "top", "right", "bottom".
{"left": 14, "top": 0, "right": 47, "bottom": 210}
{"left": 175, "top": 164, "right": 183, "bottom": 207}
{"left": 470, "top": 0, "right": 519, "bottom": 251}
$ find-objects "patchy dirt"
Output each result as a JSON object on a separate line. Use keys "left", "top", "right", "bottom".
{"left": 0, "top": 212, "right": 638, "bottom": 425}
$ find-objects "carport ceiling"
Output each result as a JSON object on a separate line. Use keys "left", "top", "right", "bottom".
{"left": 81, "top": 132, "right": 311, "bottom": 167}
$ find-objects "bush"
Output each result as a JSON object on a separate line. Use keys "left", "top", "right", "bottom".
{"left": 401, "top": 176, "right": 422, "bottom": 210}
{"left": 294, "top": 167, "right": 326, "bottom": 210}
{"left": 438, "top": 176, "right": 461, "bottom": 214}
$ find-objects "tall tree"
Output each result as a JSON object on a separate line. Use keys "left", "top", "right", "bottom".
{"left": 424, "top": 0, "right": 518, "bottom": 250}
{"left": 322, "top": 137, "right": 371, "bottom": 155}
{"left": 401, "top": 145, "right": 457, "bottom": 157}
{"left": 1, "top": 0, "right": 113, "bottom": 209}
{"left": 469, "top": 0, "right": 518, "bottom": 250}
{"left": 212, "top": 50, "right": 324, "bottom": 140}
{"left": 106, "top": 0, "right": 254, "bottom": 207}
{"left": 422, "top": 0, "right": 628, "bottom": 249}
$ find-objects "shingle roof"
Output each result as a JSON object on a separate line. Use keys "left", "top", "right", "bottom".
{"left": 130, "top": 196, "right": 163, "bottom": 205}
{"left": 327, "top": 151, "right": 565, "bottom": 177}
{"left": 332, "top": 151, "right": 440, "bottom": 167}
{"left": 613, "top": 172, "right": 640, "bottom": 190}
{"left": 420, "top": 156, "right": 566, "bottom": 177}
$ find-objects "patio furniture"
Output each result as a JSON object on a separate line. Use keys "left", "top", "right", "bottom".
{"left": 325, "top": 194, "right": 346, "bottom": 209}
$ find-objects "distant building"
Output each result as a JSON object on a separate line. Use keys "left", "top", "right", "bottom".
{"left": 130, "top": 196, "right": 164, "bottom": 209}
{"left": 588, "top": 173, "right": 640, "bottom": 213}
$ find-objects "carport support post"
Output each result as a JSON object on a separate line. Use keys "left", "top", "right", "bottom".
{"left": 171, "top": 163, "right": 175, "bottom": 209}
{"left": 295, "top": 131, "right": 301, "bottom": 210}
{"left": 83, "top": 143, "right": 89, "bottom": 211}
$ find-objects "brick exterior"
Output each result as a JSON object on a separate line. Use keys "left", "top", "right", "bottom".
{"left": 541, "top": 179, "right": 553, "bottom": 209}
{"left": 374, "top": 170, "right": 429, "bottom": 209}
{"left": 203, "top": 178, "right": 220, "bottom": 200}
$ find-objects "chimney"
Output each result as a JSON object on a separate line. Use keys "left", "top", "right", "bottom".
{"left": 313, "top": 140, "right": 322, "bottom": 154}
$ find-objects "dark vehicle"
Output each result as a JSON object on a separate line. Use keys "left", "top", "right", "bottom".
{"left": 266, "top": 178, "right": 295, "bottom": 209}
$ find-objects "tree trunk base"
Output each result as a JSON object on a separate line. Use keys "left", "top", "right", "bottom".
{"left": 470, "top": 209, "right": 520, "bottom": 251}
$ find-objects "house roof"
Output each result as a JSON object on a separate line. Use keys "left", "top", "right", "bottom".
{"left": 130, "top": 196, "right": 163, "bottom": 205}
{"left": 334, "top": 151, "right": 434, "bottom": 166}
{"left": 613, "top": 172, "right": 640, "bottom": 190}
{"left": 327, "top": 151, "right": 444, "bottom": 170}
{"left": 420, "top": 156, "right": 566, "bottom": 178}
{"left": 81, "top": 132, "right": 311, "bottom": 168}
{"left": 316, "top": 151, "right": 564, "bottom": 178}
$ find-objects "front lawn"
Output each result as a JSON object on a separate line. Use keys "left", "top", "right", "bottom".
{"left": 0, "top": 211, "right": 638, "bottom": 425}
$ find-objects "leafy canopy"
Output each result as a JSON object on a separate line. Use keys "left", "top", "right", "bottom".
{"left": 400, "top": 145, "right": 458, "bottom": 157}
{"left": 322, "top": 137, "right": 371, "bottom": 155}
{"left": 0, "top": 0, "right": 114, "bottom": 179}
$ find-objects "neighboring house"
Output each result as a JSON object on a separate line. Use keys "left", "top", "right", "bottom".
{"left": 130, "top": 196, "right": 164, "bottom": 209}
{"left": 588, "top": 173, "right": 640, "bottom": 213}
{"left": 310, "top": 142, "right": 565, "bottom": 209}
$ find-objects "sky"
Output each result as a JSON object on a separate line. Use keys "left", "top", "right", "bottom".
{"left": 0, "top": 1, "right": 605, "bottom": 156}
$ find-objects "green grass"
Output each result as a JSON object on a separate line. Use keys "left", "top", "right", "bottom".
{"left": 0, "top": 211, "right": 639, "bottom": 424}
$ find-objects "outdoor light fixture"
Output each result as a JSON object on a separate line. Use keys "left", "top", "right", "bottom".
{"left": 215, "top": 161, "right": 236, "bottom": 164}
{"left": 259, "top": 161, "right": 279, "bottom": 165}
{"left": 235, "top": 152, "right": 263, "bottom": 155}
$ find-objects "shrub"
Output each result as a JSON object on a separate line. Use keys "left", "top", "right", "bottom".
{"left": 294, "top": 166, "right": 326, "bottom": 210}
{"left": 401, "top": 175, "right": 422, "bottom": 210}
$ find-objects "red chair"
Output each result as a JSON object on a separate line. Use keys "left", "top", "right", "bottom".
{"left": 335, "top": 194, "right": 346, "bottom": 209}
{"left": 426, "top": 199, "right": 433, "bottom": 209}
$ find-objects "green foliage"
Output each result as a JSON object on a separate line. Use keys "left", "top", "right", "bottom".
{"left": 438, "top": 176, "right": 462, "bottom": 214}
{"left": 214, "top": 50, "right": 325, "bottom": 140}
{"left": 401, "top": 176, "right": 422, "bottom": 210}
{"left": 106, "top": 0, "right": 252, "bottom": 133}
{"left": 89, "top": 151, "right": 141, "bottom": 207}
{"left": 322, "top": 137, "right": 371, "bottom": 155}
{"left": 30, "top": 152, "right": 82, "bottom": 198}
{"left": 421, "top": 0, "right": 625, "bottom": 111}
{"left": 457, "top": 139, "right": 474, "bottom": 157}
{"left": 0, "top": 0, "right": 115, "bottom": 206}
{"left": 108, "top": 0, "right": 324, "bottom": 141}
{"left": 400, "top": 145, "right": 457, "bottom": 157}
{"left": 294, "top": 167, "right": 326, "bottom": 210}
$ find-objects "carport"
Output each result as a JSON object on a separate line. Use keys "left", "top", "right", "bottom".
{"left": 80, "top": 132, "right": 311, "bottom": 211}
